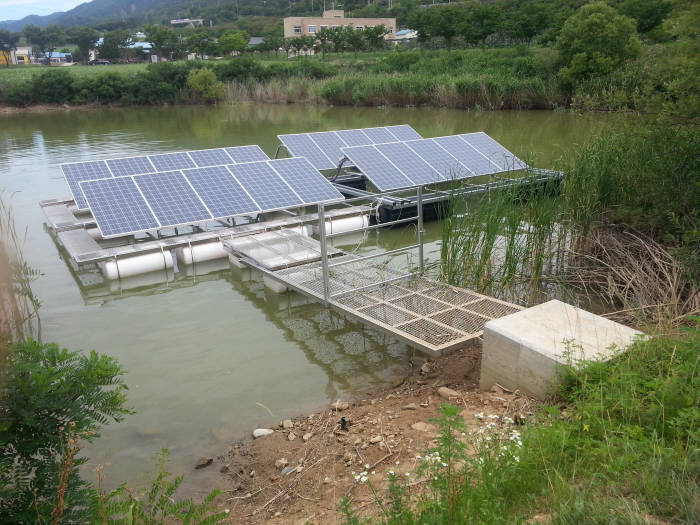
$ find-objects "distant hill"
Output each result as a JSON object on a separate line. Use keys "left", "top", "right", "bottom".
{"left": 0, "top": 0, "right": 393, "bottom": 32}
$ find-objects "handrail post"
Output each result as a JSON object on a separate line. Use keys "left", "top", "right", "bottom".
{"left": 417, "top": 186, "right": 424, "bottom": 275}
{"left": 318, "top": 203, "right": 330, "bottom": 305}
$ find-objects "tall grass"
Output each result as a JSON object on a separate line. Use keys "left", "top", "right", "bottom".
{"left": 440, "top": 125, "right": 699, "bottom": 328}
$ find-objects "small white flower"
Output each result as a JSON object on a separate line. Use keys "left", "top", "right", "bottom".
{"left": 441, "top": 462, "right": 447, "bottom": 467}
{"left": 388, "top": 470, "right": 395, "bottom": 476}
{"left": 475, "top": 412, "right": 484, "bottom": 420}
{"left": 395, "top": 460, "right": 400, "bottom": 465}
{"left": 360, "top": 475, "right": 368, "bottom": 483}
{"left": 405, "top": 472, "right": 410, "bottom": 476}
{"left": 365, "top": 463, "right": 370, "bottom": 469}
{"left": 415, "top": 455, "right": 422, "bottom": 459}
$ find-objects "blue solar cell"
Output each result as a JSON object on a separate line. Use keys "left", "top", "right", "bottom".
{"left": 362, "top": 127, "right": 397, "bottom": 144}
{"left": 189, "top": 148, "right": 233, "bottom": 167}
{"left": 375, "top": 142, "right": 442, "bottom": 186}
{"left": 61, "top": 161, "right": 113, "bottom": 209}
{"left": 80, "top": 177, "right": 159, "bottom": 237}
{"left": 460, "top": 132, "right": 528, "bottom": 171}
{"left": 386, "top": 124, "right": 422, "bottom": 141}
{"left": 228, "top": 162, "right": 304, "bottom": 210}
{"left": 269, "top": 158, "right": 344, "bottom": 204}
{"left": 308, "top": 132, "right": 348, "bottom": 166}
{"left": 433, "top": 136, "right": 499, "bottom": 176}
{"left": 278, "top": 134, "right": 335, "bottom": 170}
{"left": 341, "top": 145, "right": 414, "bottom": 192}
{"left": 183, "top": 166, "right": 260, "bottom": 218}
{"left": 106, "top": 156, "right": 156, "bottom": 177}
{"left": 134, "top": 171, "right": 212, "bottom": 226}
{"left": 148, "top": 152, "right": 196, "bottom": 172}
{"left": 404, "top": 139, "right": 472, "bottom": 180}
{"left": 225, "top": 145, "right": 270, "bottom": 163}
{"left": 336, "top": 129, "right": 372, "bottom": 147}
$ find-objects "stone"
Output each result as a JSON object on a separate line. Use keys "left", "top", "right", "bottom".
{"left": 195, "top": 456, "right": 213, "bottom": 469}
{"left": 411, "top": 422, "right": 436, "bottom": 432}
{"left": 275, "top": 458, "right": 289, "bottom": 469}
{"left": 420, "top": 362, "right": 431, "bottom": 374}
{"left": 281, "top": 419, "right": 294, "bottom": 429}
{"left": 370, "top": 435, "right": 383, "bottom": 443}
{"left": 323, "top": 477, "right": 332, "bottom": 484}
{"left": 480, "top": 300, "right": 644, "bottom": 400}
{"left": 303, "top": 432, "right": 313, "bottom": 442}
{"left": 402, "top": 403, "right": 418, "bottom": 410}
{"left": 253, "top": 428, "right": 274, "bottom": 439}
{"left": 438, "top": 387, "right": 460, "bottom": 398}
{"left": 353, "top": 438, "right": 362, "bottom": 446}
{"left": 331, "top": 401, "right": 350, "bottom": 411}
{"left": 220, "top": 464, "right": 230, "bottom": 473}
{"left": 343, "top": 451, "right": 354, "bottom": 464}
{"left": 249, "top": 470, "right": 255, "bottom": 478}
{"left": 288, "top": 432, "right": 296, "bottom": 441}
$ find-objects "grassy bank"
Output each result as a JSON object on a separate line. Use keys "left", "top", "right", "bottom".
{"left": 0, "top": 40, "right": 695, "bottom": 117}
{"left": 342, "top": 326, "right": 699, "bottom": 524}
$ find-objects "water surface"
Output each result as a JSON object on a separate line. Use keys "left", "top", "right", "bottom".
{"left": 0, "top": 104, "right": 627, "bottom": 491}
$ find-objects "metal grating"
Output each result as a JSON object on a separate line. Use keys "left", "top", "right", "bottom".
{"left": 358, "top": 303, "right": 418, "bottom": 326}
{"left": 463, "top": 299, "right": 522, "bottom": 318}
{"left": 428, "top": 285, "right": 482, "bottom": 305}
{"left": 334, "top": 293, "right": 379, "bottom": 309}
{"left": 395, "top": 318, "right": 463, "bottom": 347}
{"left": 430, "top": 308, "right": 490, "bottom": 335}
{"left": 390, "top": 294, "right": 451, "bottom": 315}
{"left": 367, "top": 284, "right": 414, "bottom": 302}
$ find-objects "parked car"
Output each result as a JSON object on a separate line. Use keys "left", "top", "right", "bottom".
{"left": 89, "top": 59, "right": 111, "bottom": 65}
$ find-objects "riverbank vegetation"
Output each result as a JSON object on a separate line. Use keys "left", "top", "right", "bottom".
{"left": 342, "top": 325, "right": 699, "bottom": 524}
{"left": 0, "top": 1, "right": 697, "bottom": 118}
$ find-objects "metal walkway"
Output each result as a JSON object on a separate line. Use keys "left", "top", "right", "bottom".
{"left": 224, "top": 192, "right": 523, "bottom": 355}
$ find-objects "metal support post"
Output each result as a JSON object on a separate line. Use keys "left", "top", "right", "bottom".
{"left": 417, "top": 186, "right": 425, "bottom": 275}
{"left": 318, "top": 204, "right": 330, "bottom": 305}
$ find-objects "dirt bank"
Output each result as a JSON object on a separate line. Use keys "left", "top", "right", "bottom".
{"left": 200, "top": 343, "right": 536, "bottom": 524}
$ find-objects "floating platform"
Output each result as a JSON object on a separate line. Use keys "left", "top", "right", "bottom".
{"left": 224, "top": 230, "right": 523, "bottom": 355}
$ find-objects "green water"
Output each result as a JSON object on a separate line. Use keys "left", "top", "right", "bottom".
{"left": 0, "top": 103, "right": 626, "bottom": 493}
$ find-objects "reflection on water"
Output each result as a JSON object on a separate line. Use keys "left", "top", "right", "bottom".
{"left": 0, "top": 103, "right": 628, "bottom": 487}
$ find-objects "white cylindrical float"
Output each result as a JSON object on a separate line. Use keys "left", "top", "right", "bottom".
{"left": 100, "top": 251, "right": 174, "bottom": 280}
{"left": 106, "top": 268, "right": 175, "bottom": 292}
{"left": 312, "top": 214, "right": 369, "bottom": 237}
{"left": 174, "top": 241, "right": 228, "bottom": 265}
{"left": 263, "top": 275, "right": 288, "bottom": 294}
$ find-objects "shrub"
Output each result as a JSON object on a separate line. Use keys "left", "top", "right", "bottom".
{"left": 215, "top": 56, "right": 267, "bottom": 82}
{"left": 187, "top": 68, "right": 224, "bottom": 102}
{"left": 30, "top": 69, "right": 75, "bottom": 104}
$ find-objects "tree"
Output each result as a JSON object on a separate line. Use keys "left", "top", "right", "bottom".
{"left": 0, "top": 340, "right": 130, "bottom": 522}
{"left": 0, "top": 29, "right": 20, "bottom": 67}
{"left": 43, "top": 24, "right": 65, "bottom": 59}
{"left": 99, "top": 29, "right": 130, "bottom": 60}
{"left": 556, "top": 2, "right": 641, "bottom": 86}
{"left": 186, "top": 30, "right": 218, "bottom": 59}
{"left": 329, "top": 27, "right": 346, "bottom": 53}
{"left": 67, "top": 26, "right": 99, "bottom": 64}
{"left": 144, "top": 24, "right": 178, "bottom": 61}
{"left": 432, "top": 6, "right": 462, "bottom": 50}
{"left": 315, "top": 27, "right": 334, "bottom": 56}
{"left": 218, "top": 30, "right": 249, "bottom": 55}
{"left": 23, "top": 24, "right": 48, "bottom": 57}
{"left": 363, "top": 24, "right": 389, "bottom": 52}
{"left": 461, "top": 3, "right": 503, "bottom": 47}
{"left": 617, "top": 0, "right": 673, "bottom": 34}
{"left": 505, "top": 0, "right": 552, "bottom": 44}
{"left": 344, "top": 26, "right": 366, "bottom": 55}
{"left": 282, "top": 37, "right": 296, "bottom": 57}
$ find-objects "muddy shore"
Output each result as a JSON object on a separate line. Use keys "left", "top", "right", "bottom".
{"left": 194, "top": 342, "right": 536, "bottom": 524}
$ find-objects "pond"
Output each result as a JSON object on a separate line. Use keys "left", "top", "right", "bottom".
{"left": 0, "top": 103, "right": 627, "bottom": 492}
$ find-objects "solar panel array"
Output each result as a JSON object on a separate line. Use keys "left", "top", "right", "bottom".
{"left": 79, "top": 157, "right": 344, "bottom": 238}
{"left": 341, "top": 133, "right": 528, "bottom": 192}
{"left": 278, "top": 124, "right": 423, "bottom": 170}
{"left": 61, "top": 145, "right": 270, "bottom": 210}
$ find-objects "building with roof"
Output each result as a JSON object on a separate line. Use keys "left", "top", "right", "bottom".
{"left": 283, "top": 10, "right": 396, "bottom": 39}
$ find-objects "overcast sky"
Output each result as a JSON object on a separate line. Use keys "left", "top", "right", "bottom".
{"left": 0, "top": 0, "right": 85, "bottom": 22}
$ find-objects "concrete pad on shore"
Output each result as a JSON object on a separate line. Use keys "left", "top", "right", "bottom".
{"left": 480, "top": 299, "right": 643, "bottom": 399}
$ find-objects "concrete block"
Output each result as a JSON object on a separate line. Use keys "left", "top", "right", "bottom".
{"left": 480, "top": 299, "right": 643, "bottom": 399}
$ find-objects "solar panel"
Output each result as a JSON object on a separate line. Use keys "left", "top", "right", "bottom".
{"left": 460, "top": 132, "right": 528, "bottom": 171}
{"left": 183, "top": 166, "right": 260, "bottom": 218}
{"left": 228, "top": 162, "right": 304, "bottom": 210}
{"left": 386, "top": 125, "right": 422, "bottom": 141}
{"left": 278, "top": 134, "right": 335, "bottom": 170}
{"left": 404, "top": 139, "right": 472, "bottom": 180}
{"left": 341, "top": 145, "right": 414, "bottom": 192}
{"left": 189, "top": 148, "right": 234, "bottom": 167}
{"left": 336, "top": 129, "right": 372, "bottom": 147}
{"left": 375, "top": 142, "right": 443, "bottom": 186}
{"left": 308, "top": 132, "right": 348, "bottom": 166}
{"left": 134, "top": 171, "right": 212, "bottom": 227}
{"left": 61, "top": 161, "right": 113, "bottom": 210}
{"left": 148, "top": 152, "right": 196, "bottom": 172}
{"left": 225, "top": 145, "right": 269, "bottom": 163}
{"left": 80, "top": 177, "right": 159, "bottom": 238}
{"left": 269, "top": 157, "right": 344, "bottom": 204}
{"left": 106, "top": 156, "right": 156, "bottom": 177}
{"left": 362, "top": 127, "right": 397, "bottom": 144}
{"left": 433, "top": 136, "right": 500, "bottom": 176}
